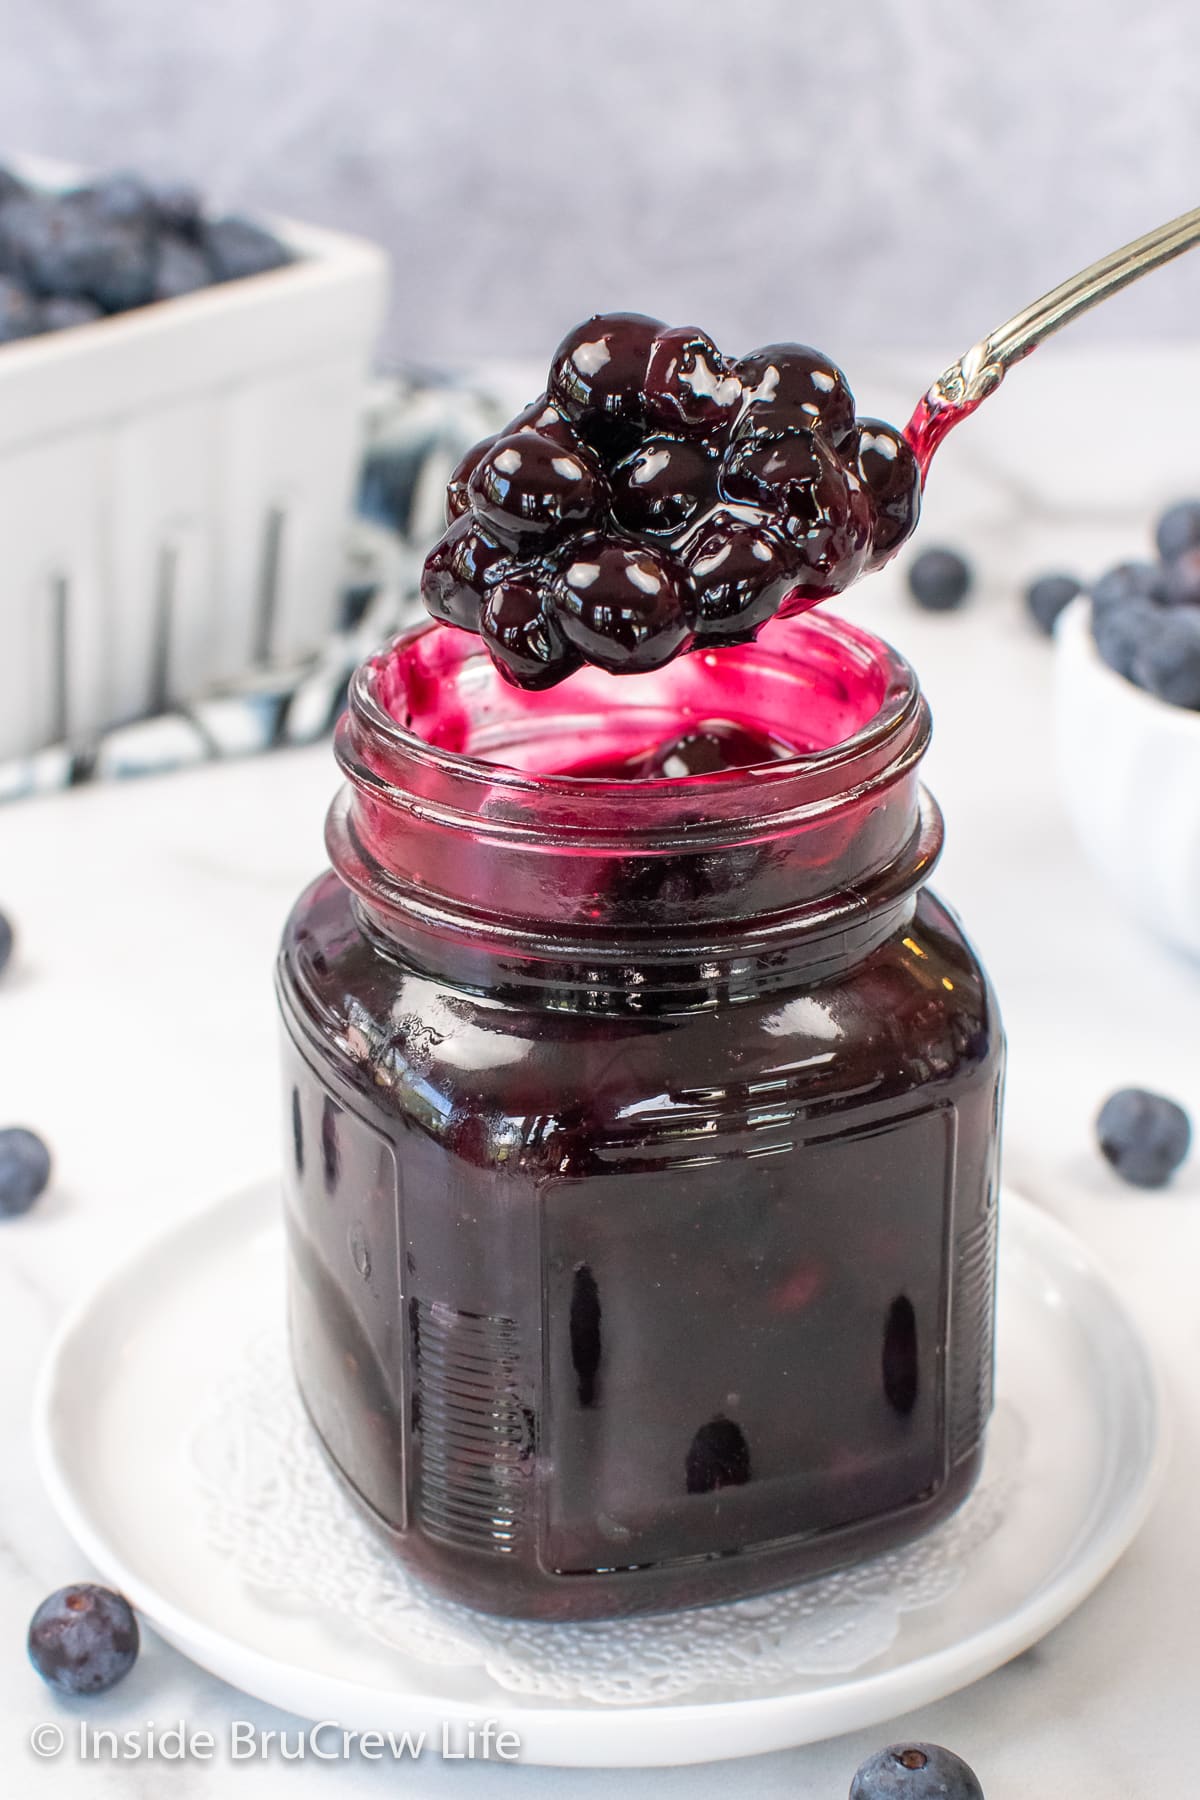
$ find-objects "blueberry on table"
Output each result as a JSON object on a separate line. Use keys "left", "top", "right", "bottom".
{"left": 1090, "top": 594, "right": 1164, "bottom": 683}
{"left": 0, "top": 1128, "right": 52, "bottom": 1218}
{"left": 906, "top": 547, "right": 972, "bottom": 612}
{"left": 1025, "top": 571, "right": 1082, "bottom": 635}
{"left": 0, "top": 275, "right": 42, "bottom": 342}
{"left": 1097, "top": 1088, "right": 1191, "bottom": 1189}
{"left": 1091, "top": 561, "right": 1169, "bottom": 615}
{"left": 0, "top": 907, "right": 12, "bottom": 974}
{"left": 1132, "top": 607, "right": 1200, "bottom": 707}
{"left": 28, "top": 1586, "right": 139, "bottom": 1696}
{"left": 849, "top": 1742, "right": 985, "bottom": 1799}
{"left": 1155, "top": 497, "right": 1200, "bottom": 565}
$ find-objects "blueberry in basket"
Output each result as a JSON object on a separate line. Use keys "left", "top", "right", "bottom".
{"left": 421, "top": 312, "right": 923, "bottom": 686}
{"left": 0, "top": 161, "right": 292, "bottom": 341}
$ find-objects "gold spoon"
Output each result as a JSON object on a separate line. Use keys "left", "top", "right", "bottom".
{"left": 906, "top": 203, "right": 1200, "bottom": 477}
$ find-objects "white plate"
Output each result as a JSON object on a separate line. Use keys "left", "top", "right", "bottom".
{"left": 34, "top": 1183, "right": 1166, "bottom": 1768}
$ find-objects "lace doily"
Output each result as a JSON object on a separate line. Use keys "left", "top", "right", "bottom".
{"left": 189, "top": 1334, "right": 1022, "bottom": 1707}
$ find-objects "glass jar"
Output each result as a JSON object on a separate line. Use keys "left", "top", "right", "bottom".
{"left": 277, "top": 611, "right": 1004, "bottom": 1620}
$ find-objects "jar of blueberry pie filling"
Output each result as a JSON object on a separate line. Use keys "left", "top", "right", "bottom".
{"left": 277, "top": 607, "right": 1004, "bottom": 1621}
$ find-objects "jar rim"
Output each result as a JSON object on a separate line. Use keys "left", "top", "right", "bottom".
{"left": 350, "top": 611, "right": 921, "bottom": 802}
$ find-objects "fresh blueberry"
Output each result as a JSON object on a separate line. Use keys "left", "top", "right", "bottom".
{"left": 1090, "top": 594, "right": 1163, "bottom": 682}
{"left": 0, "top": 274, "right": 41, "bottom": 341}
{"left": 153, "top": 233, "right": 212, "bottom": 301}
{"left": 0, "top": 192, "right": 156, "bottom": 313}
{"left": 1096, "top": 1088, "right": 1192, "bottom": 1189}
{"left": 28, "top": 1585, "right": 140, "bottom": 1696}
{"left": 39, "top": 294, "right": 103, "bottom": 331}
{"left": 0, "top": 1128, "right": 52, "bottom": 1218}
{"left": 75, "top": 171, "right": 155, "bottom": 229}
{"left": 1091, "top": 561, "right": 1169, "bottom": 616}
{"left": 1132, "top": 607, "right": 1200, "bottom": 707}
{"left": 906, "top": 547, "right": 972, "bottom": 612}
{"left": 201, "top": 215, "right": 290, "bottom": 283}
{"left": 849, "top": 1742, "right": 985, "bottom": 1799}
{"left": 0, "top": 907, "right": 13, "bottom": 974}
{"left": 1164, "top": 546, "right": 1200, "bottom": 607}
{"left": 0, "top": 165, "right": 28, "bottom": 206}
{"left": 1025, "top": 572, "right": 1082, "bottom": 636}
{"left": 1155, "top": 498, "right": 1200, "bottom": 565}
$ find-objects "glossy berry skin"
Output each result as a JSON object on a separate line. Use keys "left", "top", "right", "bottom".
{"left": 1132, "top": 608, "right": 1200, "bottom": 708}
{"left": 1155, "top": 498, "right": 1200, "bottom": 564}
{"left": 1025, "top": 571, "right": 1082, "bottom": 636}
{"left": 1096, "top": 1088, "right": 1191, "bottom": 1188}
{"left": 481, "top": 578, "right": 580, "bottom": 690}
{"left": 686, "top": 509, "right": 801, "bottom": 640}
{"left": 907, "top": 547, "right": 972, "bottom": 612}
{"left": 420, "top": 515, "right": 511, "bottom": 629}
{"left": 0, "top": 1127, "right": 52, "bottom": 1219}
{"left": 642, "top": 326, "right": 741, "bottom": 434}
{"left": 732, "top": 435, "right": 872, "bottom": 602}
{"left": 445, "top": 435, "right": 497, "bottom": 523}
{"left": 552, "top": 535, "right": 692, "bottom": 673}
{"left": 507, "top": 394, "right": 582, "bottom": 449}
{"left": 849, "top": 1742, "right": 985, "bottom": 1799}
{"left": 1091, "top": 595, "right": 1162, "bottom": 683}
{"left": 610, "top": 434, "right": 717, "bottom": 537}
{"left": 1091, "top": 561, "right": 1168, "bottom": 616}
{"left": 854, "top": 419, "right": 922, "bottom": 569}
{"left": 28, "top": 1585, "right": 140, "bottom": 1696}
{"left": 734, "top": 342, "right": 857, "bottom": 447}
{"left": 468, "top": 428, "right": 606, "bottom": 552}
{"left": 548, "top": 312, "right": 664, "bottom": 426}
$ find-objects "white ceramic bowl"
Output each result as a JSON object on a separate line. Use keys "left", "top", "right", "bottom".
{"left": 0, "top": 156, "right": 388, "bottom": 762}
{"left": 1056, "top": 597, "right": 1200, "bottom": 959}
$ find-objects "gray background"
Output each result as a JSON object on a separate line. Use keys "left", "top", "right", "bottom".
{"left": 3, "top": 0, "right": 1200, "bottom": 367}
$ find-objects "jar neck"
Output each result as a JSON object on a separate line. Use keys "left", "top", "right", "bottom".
{"left": 326, "top": 616, "right": 941, "bottom": 1007}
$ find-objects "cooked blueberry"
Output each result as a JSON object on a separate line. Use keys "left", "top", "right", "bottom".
{"left": 0, "top": 907, "right": 13, "bottom": 974}
{"left": 686, "top": 509, "right": 800, "bottom": 641}
{"left": 421, "top": 515, "right": 512, "bottom": 629}
{"left": 1025, "top": 572, "right": 1082, "bottom": 636}
{"left": 40, "top": 294, "right": 103, "bottom": 331}
{"left": 0, "top": 1128, "right": 51, "bottom": 1218}
{"left": 0, "top": 275, "right": 41, "bottom": 342}
{"left": 481, "top": 578, "right": 580, "bottom": 690}
{"left": 642, "top": 326, "right": 741, "bottom": 435}
{"left": 468, "top": 429, "right": 606, "bottom": 551}
{"left": 1091, "top": 595, "right": 1164, "bottom": 682}
{"left": 611, "top": 434, "right": 717, "bottom": 537}
{"left": 734, "top": 342, "right": 857, "bottom": 446}
{"left": 1091, "top": 561, "right": 1168, "bottom": 616}
{"left": 28, "top": 1585, "right": 139, "bottom": 1696}
{"left": 1132, "top": 608, "right": 1200, "bottom": 708}
{"left": 1164, "top": 546, "right": 1200, "bottom": 607}
{"left": 1096, "top": 1088, "right": 1191, "bottom": 1189}
{"left": 854, "top": 419, "right": 922, "bottom": 568}
{"left": 1155, "top": 498, "right": 1200, "bottom": 564}
{"left": 548, "top": 312, "right": 663, "bottom": 425}
{"left": 154, "top": 233, "right": 212, "bottom": 301}
{"left": 552, "top": 535, "right": 692, "bottom": 673}
{"left": 907, "top": 547, "right": 972, "bottom": 612}
{"left": 849, "top": 1742, "right": 984, "bottom": 1799}
{"left": 506, "top": 394, "right": 581, "bottom": 448}
{"left": 637, "top": 722, "right": 791, "bottom": 777}
{"left": 444, "top": 435, "right": 497, "bottom": 524}
{"left": 202, "top": 215, "right": 290, "bottom": 282}
{"left": 720, "top": 425, "right": 820, "bottom": 513}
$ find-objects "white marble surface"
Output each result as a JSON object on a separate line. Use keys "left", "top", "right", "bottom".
{"left": 3, "top": 348, "right": 1200, "bottom": 1794}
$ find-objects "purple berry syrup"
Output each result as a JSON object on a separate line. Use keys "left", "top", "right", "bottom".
{"left": 278, "top": 612, "right": 1004, "bottom": 1619}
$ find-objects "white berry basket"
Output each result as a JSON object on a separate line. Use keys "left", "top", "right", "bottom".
{"left": 1056, "top": 597, "right": 1200, "bottom": 959}
{"left": 0, "top": 155, "right": 388, "bottom": 762}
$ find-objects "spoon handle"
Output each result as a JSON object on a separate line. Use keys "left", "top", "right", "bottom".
{"left": 909, "top": 204, "right": 1200, "bottom": 470}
